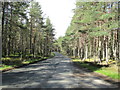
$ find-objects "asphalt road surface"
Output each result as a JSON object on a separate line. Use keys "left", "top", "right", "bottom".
{"left": 1, "top": 52, "right": 118, "bottom": 89}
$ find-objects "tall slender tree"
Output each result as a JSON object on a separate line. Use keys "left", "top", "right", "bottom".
{"left": 59, "top": 1, "right": 119, "bottom": 65}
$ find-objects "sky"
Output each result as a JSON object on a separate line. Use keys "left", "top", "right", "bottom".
{"left": 35, "top": 0, "right": 76, "bottom": 39}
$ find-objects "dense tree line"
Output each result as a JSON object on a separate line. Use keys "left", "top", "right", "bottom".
{"left": 1, "top": 1, "right": 55, "bottom": 59}
{"left": 58, "top": 1, "right": 119, "bottom": 65}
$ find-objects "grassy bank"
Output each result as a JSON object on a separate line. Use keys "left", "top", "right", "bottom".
{"left": 0, "top": 53, "right": 55, "bottom": 71}
{"left": 72, "top": 59, "right": 120, "bottom": 80}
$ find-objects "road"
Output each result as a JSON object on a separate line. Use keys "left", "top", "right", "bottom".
{"left": 1, "top": 52, "right": 118, "bottom": 89}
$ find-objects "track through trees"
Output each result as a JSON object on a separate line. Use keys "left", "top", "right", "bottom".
{"left": 1, "top": 53, "right": 118, "bottom": 88}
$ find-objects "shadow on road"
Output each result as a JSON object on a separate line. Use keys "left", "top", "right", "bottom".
{"left": 1, "top": 52, "right": 118, "bottom": 89}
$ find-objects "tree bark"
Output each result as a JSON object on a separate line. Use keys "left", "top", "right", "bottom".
{"left": 30, "top": 17, "right": 33, "bottom": 54}
{"left": 85, "top": 44, "right": 88, "bottom": 59}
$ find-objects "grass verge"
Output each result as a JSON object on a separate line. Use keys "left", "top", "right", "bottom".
{"left": 72, "top": 59, "right": 120, "bottom": 80}
{"left": 0, "top": 53, "right": 55, "bottom": 71}
{"left": 0, "top": 58, "right": 44, "bottom": 71}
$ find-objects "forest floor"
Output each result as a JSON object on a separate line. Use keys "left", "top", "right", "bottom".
{"left": 1, "top": 52, "right": 119, "bottom": 89}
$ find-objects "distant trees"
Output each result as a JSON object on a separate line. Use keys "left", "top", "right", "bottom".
{"left": 44, "top": 18, "right": 55, "bottom": 56}
{"left": 2, "top": 1, "right": 55, "bottom": 58}
{"left": 59, "top": 1, "right": 119, "bottom": 65}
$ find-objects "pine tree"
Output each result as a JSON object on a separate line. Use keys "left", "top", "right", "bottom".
{"left": 59, "top": 1, "right": 119, "bottom": 65}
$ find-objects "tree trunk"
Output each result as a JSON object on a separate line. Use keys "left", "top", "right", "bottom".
{"left": 1, "top": 2, "right": 5, "bottom": 57}
{"left": 98, "top": 37, "right": 102, "bottom": 64}
{"left": 117, "top": 29, "right": 120, "bottom": 61}
{"left": 85, "top": 44, "right": 88, "bottom": 60}
{"left": 94, "top": 38, "right": 96, "bottom": 63}
{"left": 105, "top": 36, "right": 109, "bottom": 65}
{"left": 8, "top": 4, "right": 13, "bottom": 56}
{"left": 72, "top": 47, "right": 75, "bottom": 57}
{"left": 89, "top": 43, "right": 92, "bottom": 61}
{"left": 30, "top": 17, "right": 33, "bottom": 54}
{"left": 2, "top": 2, "right": 5, "bottom": 36}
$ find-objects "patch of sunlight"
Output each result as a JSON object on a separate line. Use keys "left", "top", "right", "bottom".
{"left": 22, "top": 61, "right": 29, "bottom": 64}
{"left": 1, "top": 57, "right": 11, "bottom": 60}
{"left": 72, "top": 58, "right": 119, "bottom": 80}
{"left": 85, "top": 59, "right": 94, "bottom": 62}
{"left": 93, "top": 79, "right": 106, "bottom": 84}
{"left": 105, "top": 65, "right": 118, "bottom": 72}
{"left": 0, "top": 65, "right": 13, "bottom": 70}
{"left": 96, "top": 70, "right": 119, "bottom": 79}
{"left": 72, "top": 59, "right": 81, "bottom": 62}
{"left": 70, "top": 56, "right": 76, "bottom": 58}
{"left": 108, "top": 60, "right": 116, "bottom": 64}
{"left": 95, "top": 65, "right": 119, "bottom": 80}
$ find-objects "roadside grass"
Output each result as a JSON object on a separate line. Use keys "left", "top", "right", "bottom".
{"left": 0, "top": 52, "right": 55, "bottom": 71}
{"left": 0, "top": 65, "right": 13, "bottom": 70}
{"left": 72, "top": 59, "right": 120, "bottom": 80}
{"left": 0, "top": 58, "right": 43, "bottom": 70}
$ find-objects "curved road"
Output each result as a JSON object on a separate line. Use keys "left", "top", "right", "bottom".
{"left": 1, "top": 52, "right": 118, "bottom": 89}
